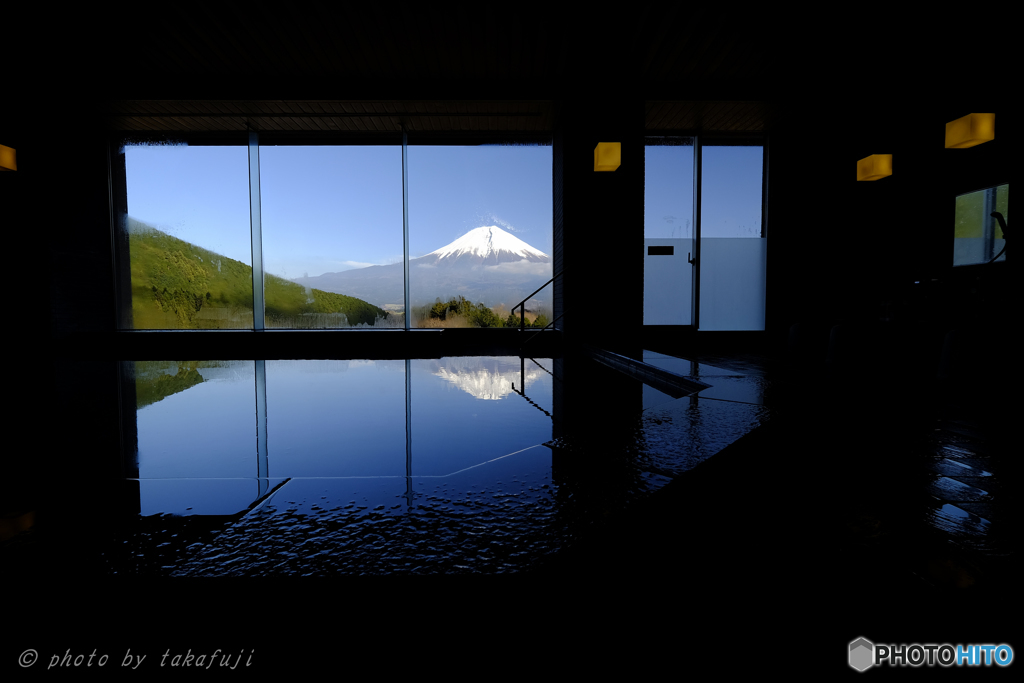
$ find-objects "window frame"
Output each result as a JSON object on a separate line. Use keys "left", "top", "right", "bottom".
{"left": 642, "top": 132, "right": 769, "bottom": 330}
{"left": 108, "top": 129, "right": 555, "bottom": 347}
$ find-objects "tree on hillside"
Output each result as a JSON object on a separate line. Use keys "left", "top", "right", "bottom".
{"left": 470, "top": 304, "right": 502, "bottom": 328}
{"left": 151, "top": 250, "right": 210, "bottom": 327}
{"left": 427, "top": 295, "right": 506, "bottom": 328}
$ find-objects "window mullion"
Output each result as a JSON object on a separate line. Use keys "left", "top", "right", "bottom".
{"left": 249, "top": 129, "right": 266, "bottom": 331}
{"left": 402, "top": 126, "right": 411, "bottom": 331}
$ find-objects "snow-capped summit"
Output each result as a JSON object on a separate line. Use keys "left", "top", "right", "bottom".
{"left": 426, "top": 226, "right": 549, "bottom": 264}
{"left": 430, "top": 356, "right": 543, "bottom": 400}
{"left": 291, "top": 224, "right": 552, "bottom": 308}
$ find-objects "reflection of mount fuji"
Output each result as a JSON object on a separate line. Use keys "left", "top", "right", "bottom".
{"left": 429, "top": 356, "right": 545, "bottom": 400}
{"left": 292, "top": 226, "right": 552, "bottom": 310}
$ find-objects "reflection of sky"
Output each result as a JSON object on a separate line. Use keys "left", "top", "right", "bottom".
{"left": 124, "top": 144, "right": 553, "bottom": 280}
{"left": 136, "top": 372, "right": 257, "bottom": 478}
{"left": 411, "top": 358, "right": 553, "bottom": 476}
{"left": 645, "top": 145, "right": 763, "bottom": 239}
{"left": 135, "top": 358, "right": 554, "bottom": 481}
{"left": 266, "top": 359, "right": 408, "bottom": 478}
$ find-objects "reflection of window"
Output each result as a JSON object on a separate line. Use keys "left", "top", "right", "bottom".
{"left": 954, "top": 184, "right": 1009, "bottom": 266}
{"left": 130, "top": 357, "right": 554, "bottom": 512}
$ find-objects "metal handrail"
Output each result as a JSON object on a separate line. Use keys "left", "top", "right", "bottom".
{"left": 527, "top": 356, "right": 554, "bottom": 379}
{"left": 511, "top": 356, "right": 555, "bottom": 419}
{"left": 510, "top": 383, "right": 554, "bottom": 419}
{"left": 521, "top": 312, "right": 564, "bottom": 346}
{"left": 512, "top": 269, "right": 563, "bottom": 330}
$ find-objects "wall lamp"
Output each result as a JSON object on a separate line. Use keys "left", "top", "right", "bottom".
{"left": 594, "top": 142, "right": 620, "bottom": 171}
{"left": 857, "top": 113, "right": 996, "bottom": 180}
{"left": 0, "top": 144, "right": 15, "bottom": 171}
{"left": 857, "top": 154, "right": 891, "bottom": 181}
{"left": 945, "top": 113, "right": 995, "bottom": 148}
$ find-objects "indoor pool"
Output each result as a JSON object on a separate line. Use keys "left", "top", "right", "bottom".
{"left": 50, "top": 352, "right": 770, "bottom": 576}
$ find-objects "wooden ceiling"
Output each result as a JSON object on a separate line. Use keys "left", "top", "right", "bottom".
{"left": 104, "top": 99, "right": 777, "bottom": 135}
{"left": 15, "top": 9, "right": 944, "bottom": 136}
{"left": 87, "top": 9, "right": 780, "bottom": 91}
{"left": 645, "top": 101, "right": 775, "bottom": 134}
{"left": 104, "top": 100, "right": 555, "bottom": 135}
{"left": 76, "top": 7, "right": 801, "bottom": 134}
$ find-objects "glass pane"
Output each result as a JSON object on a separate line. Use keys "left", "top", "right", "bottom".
{"left": 699, "top": 145, "right": 766, "bottom": 331}
{"left": 953, "top": 184, "right": 1008, "bottom": 266}
{"left": 407, "top": 145, "right": 553, "bottom": 329}
{"left": 125, "top": 144, "right": 254, "bottom": 329}
{"left": 644, "top": 139, "right": 694, "bottom": 325}
{"left": 260, "top": 146, "right": 405, "bottom": 328}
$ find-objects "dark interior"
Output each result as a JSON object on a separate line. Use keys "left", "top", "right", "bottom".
{"left": 5, "top": 10, "right": 1016, "bottom": 672}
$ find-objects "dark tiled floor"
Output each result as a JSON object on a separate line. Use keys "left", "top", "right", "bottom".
{"left": 4, "top": 348, "right": 1017, "bottom": 673}
{"left": 540, "top": 348, "right": 1019, "bottom": 647}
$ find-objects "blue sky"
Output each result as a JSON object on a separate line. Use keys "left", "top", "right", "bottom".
{"left": 125, "top": 144, "right": 554, "bottom": 279}
{"left": 645, "top": 144, "right": 764, "bottom": 239}
{"left": 125, "top": 141, "right": 762, "bottom": 280}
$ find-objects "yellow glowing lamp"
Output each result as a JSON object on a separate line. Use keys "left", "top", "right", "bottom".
{"left": 857, "top": 154, "right": 892, "bottom": 181}
{"left": 594, "top": 142, "right": 620, "bottom": 171}
{"left": 945, "top": 113, "right": 995, "bottom": 148}
{"left": 0, "top": 511, "right": 33, "bottom": 541}
{"left": 0, "top": 144, "right": 15, "bottom": 171}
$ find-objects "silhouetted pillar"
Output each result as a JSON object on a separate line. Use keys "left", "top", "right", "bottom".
{"left": 553, "top": 98, "right": 644, "bottom": 360}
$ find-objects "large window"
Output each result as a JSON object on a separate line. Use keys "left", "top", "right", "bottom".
{"left": 116, "top": 135, "right": 552, "bottom": 330}
{"left": 953, "top": 183, "right": 1009, "bottom": 267}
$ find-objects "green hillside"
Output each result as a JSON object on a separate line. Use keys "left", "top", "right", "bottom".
{"left": 127, "top": 219, "right": 390, "bottom": 328}
{"left": 134, "top": 360, "right": 208, "bottom": 409}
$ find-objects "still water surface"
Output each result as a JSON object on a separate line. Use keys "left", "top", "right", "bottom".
{"left": 134, "top": 357, "right": 553, "bottom": 509}
{"left": 120, "top": 355, "right": 767, "bottom": 574}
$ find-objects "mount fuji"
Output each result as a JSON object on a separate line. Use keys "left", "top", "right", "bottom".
{"left": 419, "top": 225, "right": 549, "bottom": 266}
{"left": 291, "top": 226, "right": 553, "bottom": 310}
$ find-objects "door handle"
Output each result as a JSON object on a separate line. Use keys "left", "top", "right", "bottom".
{"left": 688, "top": 252, "right": 696, "bottom": 265}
